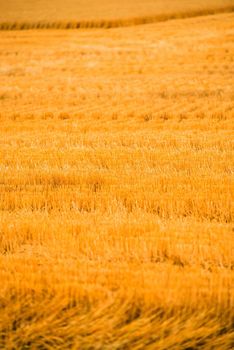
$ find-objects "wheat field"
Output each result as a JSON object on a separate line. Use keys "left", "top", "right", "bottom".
{"left": 0, "top": 0, "right": 234, "bottom": 29}
{"left": 0, "top": 1, "right": 234, "bottom": 349}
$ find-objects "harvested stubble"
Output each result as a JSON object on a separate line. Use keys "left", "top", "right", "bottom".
{"left": 0, "top": 0, "right": 234, "bottom": 30}
{"left": 0, "top": 8, "right": 233, "bottom": 350}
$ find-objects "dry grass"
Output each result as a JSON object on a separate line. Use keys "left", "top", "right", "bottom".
{"left": 0, "top": 0, "right": 233, "bottom": 29}
{"left": 0, "top": 8, "right": 233, "bottom": 350}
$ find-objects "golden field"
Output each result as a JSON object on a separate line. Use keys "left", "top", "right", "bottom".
{"left": 0, "top": 3, "right": 234, "bottom": 349}
{"left": 0, "top": 0, "right": 234, "bottom": 29}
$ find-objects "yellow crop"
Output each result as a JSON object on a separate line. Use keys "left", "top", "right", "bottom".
{"left": 0, "top": 0, "right": 233, "bottom": 29}
{"left": 0, "top": 2, "right": 233, "bottom": 349}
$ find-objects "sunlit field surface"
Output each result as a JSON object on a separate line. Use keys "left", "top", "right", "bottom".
{"left": 0, "top": 0, "right": 233, "bottom": 28}
{"left": 0, "top": 7, "right": 234, "bottom": 350}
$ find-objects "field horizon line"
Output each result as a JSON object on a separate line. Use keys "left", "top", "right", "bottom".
{"left": 0, "top": 5, "right": 233, "bottom": 31}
